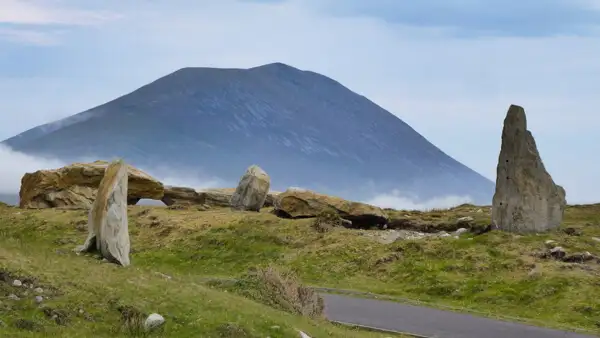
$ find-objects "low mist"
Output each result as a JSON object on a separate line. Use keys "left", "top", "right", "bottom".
{"left": 0, "top": 145, "right": 475, "bottom": 211}
{"left": 0, "top": 145, "right": 232, "bottom": 205}
{"left": 365, "top": 189, "right": 473, "bottom": 211}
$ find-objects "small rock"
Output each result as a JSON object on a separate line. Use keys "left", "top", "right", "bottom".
{"left": 8, "top": 294, "right": 20, "bottom": 301}
{"left": 35, "top": 296, "right": 43, "bottom": 303}
{"left": 33, "top": 288, "right": 43, "bottom": 294}
{"left": 270, "top": 325, "right": 280, "bottom": 330}
{"left": 453, "top": 235, "right": 459, "bottom": 239}
{"left": 154, "top": 272, "right": 172, "bottom": 280}
{"left": 544, "top": 240, "right": 557, "bottom": 248}
{"left": 562, "top": 251, "right": 596, "bottom": 263}
{"left": 550, "top": 246, "right": 566, "bottom": 259}
{"left": 439, "top": 232, "right": 451, "bottom": 238}
{"left": 476, "top": 209, "right": 483, "bottom": 213}
{"left": 457, "top": 216, "right": 474, "bottom": 223}
{"left": 592, "top": 237, "right": 600, "bottom": 242}
{"left": 144, "top": 313, "right": 165, "bottom": 331}
{"left": 12, "top": 280, "right": 22, "bottom": 287}
{"left": 563, "top": 227, "right": 582, "bottom": 236}
{"left": 455, "top": 228, "right": 469, "bottom": 235}
{"left": 528, "top": 266, "right": 541, "bottom": 278}
{"left": 298, "top": 331, "right": 312, "bottom": 338}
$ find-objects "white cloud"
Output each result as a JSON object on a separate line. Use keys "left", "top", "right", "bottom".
{"left": 365, "top": 189, "right": 473, "bottom": 211}
{"left": 0, "top": 0, "right": 119, "bottom": 25}
{"left": 0, "top": 27, "right": 62, "bottom": 45}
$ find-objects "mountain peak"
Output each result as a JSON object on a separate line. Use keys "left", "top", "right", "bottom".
{"left": 2, "top": 63, "right": 494, "bottom": 204}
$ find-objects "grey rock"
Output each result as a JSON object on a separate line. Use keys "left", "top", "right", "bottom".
{"left": 35, "top": 295, "right": 43, "bottom": 303}
{"left": 76, "top": 160, "right": 131, "bottom": 266}
{"left": 492, "top": 105, "right": 566, "bottom": 233}
{"left": 457, "top": 216, "right": 474, "bottom": 223}
{"left": 455, "top": 228, "right": 469, "bottom": 235}
{"left": 230, "top": 165, "right": 271, "bottom": 212}
{"left": 7, "top": 294, "right": 19, "bottom": 301}
{"left": 298, "top": 331, "right": 312, "bottom": 338}
{"left": 592, "top": 237, "right": 600, "bottom": 242}
{"left": 12, "top": 279, "right": 22, "bottom": 287}
{"left": 33, "top": 287, "right": 44, "bottom": 294}
{"left": 550, "top": 246, "right": 566, "bottom": 259}
{"left": 544, "top": 240, "right": 557, "bottom": 248}
{"left": 144, "top": 313, "right": 165, "bottom": 331}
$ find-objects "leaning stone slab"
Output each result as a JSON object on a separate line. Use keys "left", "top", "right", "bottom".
{"left": 76, "top": 159, "right": 131, "bottom": 266}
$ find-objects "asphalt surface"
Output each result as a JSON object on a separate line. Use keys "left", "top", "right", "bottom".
{"left": 321, "top": 293, "right": 597, "bottom": 338}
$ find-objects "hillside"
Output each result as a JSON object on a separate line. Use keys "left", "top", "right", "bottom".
{"left": 2, "top": 62, "right": 493, "bottom": 204}
{"left": 1, "top": 202, "right": 599, "bottom": 336}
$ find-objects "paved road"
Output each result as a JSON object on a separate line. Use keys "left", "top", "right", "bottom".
{"left": 321, "top": 293, "right": 597, "bottom": 338}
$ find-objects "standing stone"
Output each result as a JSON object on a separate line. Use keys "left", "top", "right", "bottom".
{"left": 492, "top": 105, "right": 566, "bottom": 233}
{"left": 230, "top": 165, "right": 270, "bottom": 211}
{"left": 76, "top": 159, "right": 131, "bottom": 266}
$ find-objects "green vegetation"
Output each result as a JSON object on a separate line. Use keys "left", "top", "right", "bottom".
{"left": 1, "top": 202, "right": 599, "bottom": 335}
{"left": 0, "top": 203, "right": 399, "bottom": 337}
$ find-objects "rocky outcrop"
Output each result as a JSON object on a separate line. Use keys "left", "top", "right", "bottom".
{"left": 274, "top": 188, "right": 388, "bottom": 227}
{"left": 161, "top": 186, "right": 206, "bottom": 206}
{"left": 197, "top": 188, "right": 280, "bottom": 208}
{"left": 76, "top": 160, "right": 130, "bottom": 266}
{"left": 19, "top": 160, "right": 164, "bottom": 209}
{"left": 230, "top": 165, "right": 271, "bottom": 211}
{"left": 492, "top": 105, "right": 566, "bottom": 233}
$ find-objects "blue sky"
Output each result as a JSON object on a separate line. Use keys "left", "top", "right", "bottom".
{"left": 1, "top": 0, "right": 599, "bottom": 203}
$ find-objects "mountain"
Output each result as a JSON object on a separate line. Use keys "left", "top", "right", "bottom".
{"left": 2, "top": 62, "right": 494, "bottom": 204}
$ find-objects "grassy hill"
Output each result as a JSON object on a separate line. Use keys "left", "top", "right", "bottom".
{"left": 1, "top": 201, "right": 599, "bottom": 336}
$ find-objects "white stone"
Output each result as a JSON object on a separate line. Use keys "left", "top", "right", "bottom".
{"left": 455, "top": 228, "right": 469, "bottom": 235}
{"left": 298, "top": 331, "right": 312, "bottom": 338}
{"left": 33, "top": 287, "right": 43, "bottom": 294}
{"left": 12, "top": 280, "right": 22, "bottom": 287}
{"left": 35, "top": 296, "right": 43, "bottom": 303}
{"left": 144, "top": 313, "right": 165, "bottom": 331}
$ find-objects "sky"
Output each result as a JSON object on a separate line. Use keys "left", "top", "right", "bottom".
{"left": 0, "top": 0, "right": 599, "bottom": 205}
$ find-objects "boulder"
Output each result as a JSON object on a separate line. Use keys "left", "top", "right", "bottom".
{"left": 162, "top": 186, "right": 205, "bottom": 206}
{"left": 492, "top": 105, "right": 566, "bottom": 233}
{"left": 197, "top": 188, "right": 280, "bottom": 208}
{"left": 76, "top": 160, "right": 130, "bottom": 266}
{"left": 19, "top": 160, "right": 164, "bottom": 209}
{"left": 274, "top": 188, "right": 388, "bottom": 227}
{"left": 230, "top": 165, "right": 271, "bottom": 211}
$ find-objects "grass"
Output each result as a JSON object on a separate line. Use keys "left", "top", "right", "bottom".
{"left": 0, "top": 204, "right": 401, "bottom": 337}
{"left": 1, "top": 202, "right": 600, "bottom": 335}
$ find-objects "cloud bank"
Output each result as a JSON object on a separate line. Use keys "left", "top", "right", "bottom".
{"left": 365, "top": 189, "right": 474, "bottom": 211}
{"left": 0, "top": 145, "right": 229, "bottom": 197}
{"left": 0, "top": 145, "right": 473, "bottom": 210}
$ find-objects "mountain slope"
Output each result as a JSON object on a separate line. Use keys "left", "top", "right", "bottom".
{"left": 2, "top": 62, "right": 494, "bottom": 203}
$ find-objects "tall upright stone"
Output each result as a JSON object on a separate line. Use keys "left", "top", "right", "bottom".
{"left": 492, "top": 105, "right": 566, "bottom": 233}
{"left": 76, "top": 159, "right": 131, "bottom": 266}
{"left": 230, "top": 165, "right": 271, "bottom": 211}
